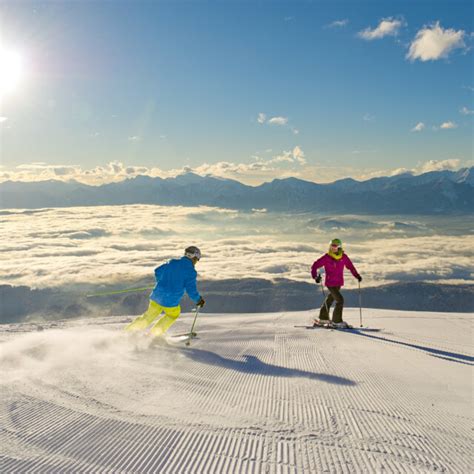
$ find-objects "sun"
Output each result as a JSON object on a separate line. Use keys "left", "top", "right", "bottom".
{"left": 0, "top": 48, "right": 23, "bottom": 98}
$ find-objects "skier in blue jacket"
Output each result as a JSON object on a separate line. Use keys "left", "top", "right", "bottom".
{"left": 126, "top": 246, "right": 205, "bottom": 337}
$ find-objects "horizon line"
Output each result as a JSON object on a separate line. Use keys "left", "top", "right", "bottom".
{"left": 0, "top": 166, "right": 471, "bottom": 188}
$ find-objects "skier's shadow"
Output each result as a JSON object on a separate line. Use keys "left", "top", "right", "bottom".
{"left": 346, "top": 331, "right": 474, "bottom": 366}
{"left": 183, "top": 349, "right": 356, "bottom": 386}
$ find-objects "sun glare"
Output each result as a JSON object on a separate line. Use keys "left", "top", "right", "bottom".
{"left": 0, "top": 48, "right": 23, "bottom": 98}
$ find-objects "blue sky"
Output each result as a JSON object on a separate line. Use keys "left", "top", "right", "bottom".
{"left": 0, "top": 0, "right": 472, "bottom": 184}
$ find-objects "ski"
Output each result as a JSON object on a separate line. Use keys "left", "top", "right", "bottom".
{"left": 166, "top": 332, "right": 199, "bottom": 347}
{"left": 166, "top": 333, "right": 196, "bottom": 341}
{"left": 294, "top": 325, "right": 381, "bottom": 332}
{"left": 171, "top": 331, "right": 197, "bottom": 338}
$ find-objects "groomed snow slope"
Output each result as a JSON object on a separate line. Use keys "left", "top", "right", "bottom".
{"left": 0, "top": 309, "right": 472, "bottom": 473}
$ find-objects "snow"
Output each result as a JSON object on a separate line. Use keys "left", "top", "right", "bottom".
{"left": 0, "top": 308, "right": 472, "bottom": 473}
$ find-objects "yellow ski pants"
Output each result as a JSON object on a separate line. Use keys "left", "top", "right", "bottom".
{"left": 125, "top": 300, "right": 181, "bottom": 336}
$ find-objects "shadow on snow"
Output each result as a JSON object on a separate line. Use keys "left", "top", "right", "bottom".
{"left": 345, "top": 331, "right": 474, "bottom": 366}
{"left": 184, "top": 349, "right": 356, "bottom": 386}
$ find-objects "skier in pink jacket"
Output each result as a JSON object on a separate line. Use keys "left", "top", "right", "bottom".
{"left": 311, "top": 238, "right": 362, "bottom": 328}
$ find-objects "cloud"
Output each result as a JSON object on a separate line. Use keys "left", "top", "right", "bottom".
{"left": 387, "top": 159, "right": 462, "bottom": 176}
{"left": 406, "top": 22, "right": 466, "bottom": 62}
{"left": 269, "top": 146, "right": 306, "bottom": 165}
{"left": 363, "top": 113, "right": 375, "bottom": 122}
{"left": 350, "top": 157, "right": 471, "bottom": 181}
{"left": 1, "top": 161, "right": 173, "bottom": 185}
{"left": 439, "top": 121, "right": 458, "bottom": 129}
{"left": 257, "top": 113, "right": 292, "bottom": 128}
{"left": 328, "top": 19, "right": 349, "bottom": 28}
{"left": 128, "top": 135, "right": 141, "bottom": 141}
{"left": 68, "top": 229, "right": 111, "bottom": 239}
{"left": 14, "top": 162, "right": 81, "bottom": 178}
{"left": 0, "top": 117, "right": 7, "bottom": 123}
{"left": 16, "top": 162, "right": 49, "bottom": 169}
{"left": 188, "top": 146, "right": 307, "bottom": 183}
{"left": 261, "top": 264, "right": 291, "bottom": 274}
{"left": 411, "top": 122, "right": 425, "bottom": 132}
{"left": 460, "top": 106, "right": 473, "bottom": 115}
{"left": 411, "top": 120, "right": 462, "bottom": 132}
{"left": 257, "top": 113, "right": 266, "bottom": 124}
{"left": 54, "top": 166, "right": 80, "bottom": 176}
{"left": 0, "top": 205, "right": 471, "bottom": 295}
{"left": 358, "top": 17, "right": 404, "bottom": 40}
{"left": 416, "top": 159, "right": 461, "bottom": 173}
{"left": 267, "top": 116, "right": 288, "bottom": 126}
{"left": 291, "top": 145, "right": 305, "bottom": 164}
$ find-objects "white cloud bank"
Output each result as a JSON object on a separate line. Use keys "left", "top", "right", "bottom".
{"left": 358, "top": 17, "right": 404, "bottom": 40}
{"left": 2, "top": 161, "right": 154, "bottom": 185}
{"left": 0, "top": 205, "right": 472, "bottom": 292}
{"left": 406, "top": 22, "right": 466, "bottom": 62}
{"left": 389, "top": 159, "right": 463, "bottom": 176}
{"left": 416, "top": 158, "right": 461, "bottom": 173}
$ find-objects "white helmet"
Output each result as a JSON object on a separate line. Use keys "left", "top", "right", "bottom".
{"left": 185, "top": 246, "right": 202, "bottom": 260}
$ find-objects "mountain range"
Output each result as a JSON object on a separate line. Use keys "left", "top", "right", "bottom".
{"left": 0, "top": 167, "right": 472, "bottom": 214}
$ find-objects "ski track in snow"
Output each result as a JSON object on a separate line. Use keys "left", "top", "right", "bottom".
{"left": 0, "top": 309, "right": 472, "bottom": 473}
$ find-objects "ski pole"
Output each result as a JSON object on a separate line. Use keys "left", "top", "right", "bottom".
{"left": 185, "top": 306, "right": 200, "bottom": 346}
{"left": 85, "top": 286, "right": 154, "bottom": 298}
{"left": 358, "top": 281, "right": 363, "bottom": 327}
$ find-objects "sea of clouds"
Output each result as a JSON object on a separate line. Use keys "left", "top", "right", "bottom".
{"left": 1, "top": 204, "right": 472, "bottom": 291}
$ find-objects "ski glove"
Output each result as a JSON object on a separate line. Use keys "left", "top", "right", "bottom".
{"left": 356, "top": 275, "right": 362, "bottom": 282}
{"left": 196, "top": 297, "right": 206, "bottom": 308}
{"left": 314, "top": 274, "right": 322, "bottom": 284}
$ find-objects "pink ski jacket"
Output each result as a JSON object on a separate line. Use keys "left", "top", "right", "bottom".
{"left": 311, "top": 253, "right": 360, "bottom": 287}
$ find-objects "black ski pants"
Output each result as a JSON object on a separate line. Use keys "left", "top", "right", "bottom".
{"left": 319, "top": 286, "right": 344, "bottom": 323}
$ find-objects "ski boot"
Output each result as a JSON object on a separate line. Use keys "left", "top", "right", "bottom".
{"left": 313, "top": 319, "right": 332, "bottom": 328}
{"left": 331, "top": 321, "right": 353, "bottom": 329}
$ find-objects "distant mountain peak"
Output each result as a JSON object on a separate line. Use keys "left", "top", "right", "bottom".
{"left": 170, "top": 172, "right": 208, "bottom": 183}
{"left": 129, "top": 174, "right": 157, "bottom": 182}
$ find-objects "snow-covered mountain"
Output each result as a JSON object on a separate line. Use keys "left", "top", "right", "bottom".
{"left": 1, "top": 168, "right": 472, "bottom": 214}
{"left": 1, "top": 309, "right": 472, "bottom": 472}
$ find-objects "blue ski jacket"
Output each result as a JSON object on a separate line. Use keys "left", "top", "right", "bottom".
{"left": 150, "top": 256, "right": 201, "bottom": 307}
